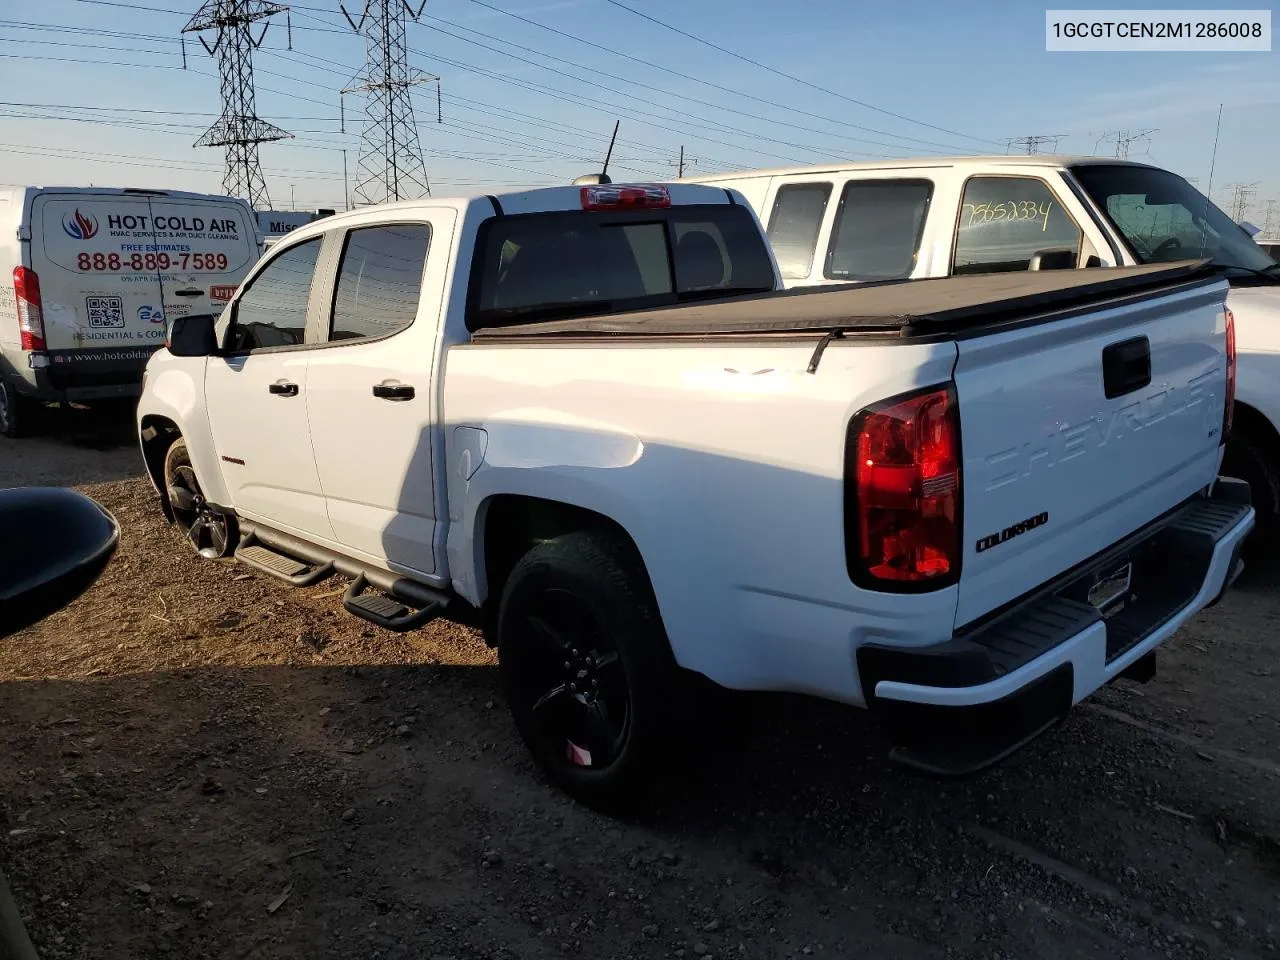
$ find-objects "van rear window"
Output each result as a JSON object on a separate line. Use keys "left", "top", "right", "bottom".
{"left": 468, "top": 204, "right": 776, "bottom": 329}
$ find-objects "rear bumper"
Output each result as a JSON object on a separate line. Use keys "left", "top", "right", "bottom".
{"left": 856, "top": 478, "right": 1254, "bottom": 775}
{"left": 8, "top": 349, "right": 155, "bottom": 402}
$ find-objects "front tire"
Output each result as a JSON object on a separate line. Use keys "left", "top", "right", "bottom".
{"left": 497, "top": 529, "right": 682, "bottom": 812}
{"left": 163, "top": 438, "right": 235, "bottom": 559}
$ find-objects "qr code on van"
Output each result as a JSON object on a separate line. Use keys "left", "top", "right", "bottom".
{"left": 85, "top": 296, "right": 125, "bottom": 328}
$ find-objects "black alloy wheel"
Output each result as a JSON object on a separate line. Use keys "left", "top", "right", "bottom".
{"left": 497, "top": 530, "right": 681, "bottom": 811}
{"left": 507, "top": 585, "right": 631, "bottom": 771}
{"left": 163, "top": 438, "right": 234, "bottom": 559}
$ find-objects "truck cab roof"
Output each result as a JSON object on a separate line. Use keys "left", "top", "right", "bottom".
{"left": 271, "top": 182, "right": 742, "bottom": 250}
{"left": 688, "top": 155, "right": 1166, "bottom": 182}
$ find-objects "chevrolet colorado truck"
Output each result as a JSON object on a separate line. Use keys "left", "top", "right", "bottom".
{"left": 137, "top": 181, "right": 1253, "bottom": 808}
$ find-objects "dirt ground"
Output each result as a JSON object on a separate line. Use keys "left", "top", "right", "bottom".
{"left": 1, "top": 412, "right": 1277, "bottom": 960}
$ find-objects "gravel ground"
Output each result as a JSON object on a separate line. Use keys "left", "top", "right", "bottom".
{"left": 1, "top": 412, "right": 1277, "bottom": 960}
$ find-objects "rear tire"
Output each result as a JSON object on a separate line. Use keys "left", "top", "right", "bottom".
{"left": 1222, "top": 428, "right": 1279, "bottom": 548}
{"left": 163, "top": 438, "right": 236, "bottom": 559}
{"left": 497, "top": 529, "right": 683, "bottom": 812}
{"left": 0, "top": 380, "right": 42, "bottom": 439}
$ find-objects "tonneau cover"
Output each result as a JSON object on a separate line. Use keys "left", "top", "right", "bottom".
{"left": 473, "top": 260, "right": 1217, "bottom": 338}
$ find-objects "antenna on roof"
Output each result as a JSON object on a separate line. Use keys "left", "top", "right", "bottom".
{"left": 601, "top": 120, "right": 619, "bottom": 181}
{"left": 572, "top": 120, "right": 620, "bottom": 186}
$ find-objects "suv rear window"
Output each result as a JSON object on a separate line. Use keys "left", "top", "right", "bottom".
{"left": 469, "top": 204, "right": 775, "bottom": 329}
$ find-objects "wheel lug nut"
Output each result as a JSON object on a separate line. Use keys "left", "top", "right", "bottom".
{"left": 564, "top": 661, "right": 571, "bottom": 670}
{"left": 569, "top": 683, "right": 577, "bottom": 692}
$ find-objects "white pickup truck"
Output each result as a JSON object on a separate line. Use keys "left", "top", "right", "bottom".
{"left": 137, "top": 181, "right": 1253, "bottom": 808}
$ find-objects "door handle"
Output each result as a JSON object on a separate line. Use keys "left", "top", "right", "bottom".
{"left": 173, "top": 288, "right": 203, "bottom": 298}
{"left": 372, "top": 382, "right": 415, "bottom": 401}
{"left": 1102, "top": 336, "right": 1151, "bottom": 399}
{"left": 268, "top": 381, "right": 299, "bottom": 397}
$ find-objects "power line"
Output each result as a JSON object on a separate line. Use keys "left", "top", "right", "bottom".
{"left": 6, "top": 37, "right": 759, "bottom": 185}
{"left": 286, "top": 7, "right": 891, "bottom": 164}
{"left": 37, "top": 8, "right": 950, "bottom": 169}
{"left": 597, "top": 0, "right": 998, "bottom": 147}
{"left": 453, "top": 0, "right": 986, "bottom": 155}
{"left": 288, "top": 0, "right": 985, "bottom": 154}
{"left": 410, "top": 10, "right": 971, "bottom": 157}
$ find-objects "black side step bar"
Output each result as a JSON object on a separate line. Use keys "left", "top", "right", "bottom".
{"left": 234, "top": 532, "right": 335, "bottom": 587}
{"left": 343, "top": 573, "right": 449, "bottom": 632}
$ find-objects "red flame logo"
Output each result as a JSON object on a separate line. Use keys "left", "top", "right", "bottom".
{"left": 62, "top": 209, "right": 99, "bottom": 240}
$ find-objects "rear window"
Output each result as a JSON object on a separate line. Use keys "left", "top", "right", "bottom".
{"left": 469, "top": 204, "right": 776, "bottom": 329}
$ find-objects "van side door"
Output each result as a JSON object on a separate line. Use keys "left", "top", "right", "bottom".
{"left": 304, "top": 215, "right": 450, "bottom": 581}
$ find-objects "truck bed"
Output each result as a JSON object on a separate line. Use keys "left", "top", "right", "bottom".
{"left": 472, "top": 260, "right": 1217, "bottom": 339}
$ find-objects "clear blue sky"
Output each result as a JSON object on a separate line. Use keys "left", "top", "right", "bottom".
{"left": 1, "top": 0, "right": 1276, "bottom": 225}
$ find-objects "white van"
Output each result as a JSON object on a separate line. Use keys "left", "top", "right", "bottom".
{"left": 0, "top": 186, "right": 262, "bottom": 437}
{"left": 687, "top": 156, "right": 1280, "bottom": 534}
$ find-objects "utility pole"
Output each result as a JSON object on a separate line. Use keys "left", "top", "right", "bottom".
{"left": 342, "top": 148, "right": 350, "bottom": 211}
{"left": 182, "top": 0, "right": 293, "bottom": 210}
{"left": 1097, "top": 128, "right": 1157, "bottom": 159}
{"left": 1005, "top": 135, "right": 1065, "bottom": 155}
{"left": 665, "top": 145, "right": 697, "bottom": 179}
{"left": 341, "top": 0, "right": 437, "bottom": 204}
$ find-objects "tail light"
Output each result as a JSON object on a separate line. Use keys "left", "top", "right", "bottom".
{"left": 1222, "top": 307, "right": 1235, "bottom": 442}
{"left": 580, "top": 184, "right": 671, "bottom": 211}
{"left": 13, "top": 266, "right": 46, "bottom": 352}
{"left": 845, "top": 384, "right": 962, "bottom": 589}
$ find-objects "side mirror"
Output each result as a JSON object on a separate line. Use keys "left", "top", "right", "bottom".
{"left": 1029, "top": 248, "right": 1077, "bottom": 272}
{"left": 166, "top": 313, "right": 218, "bottom": 357}
{"left": 0, "top": 488, "right": 119, "bottom": 638}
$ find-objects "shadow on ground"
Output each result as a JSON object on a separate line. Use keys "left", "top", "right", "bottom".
{"left": 0, "top": 405, "right": 140, "bottom": 489}
{"left": 1, "top": 659, "right": 1277, "bottom": 960}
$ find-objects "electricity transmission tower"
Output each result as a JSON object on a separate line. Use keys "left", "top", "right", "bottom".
{"left": 182, "top": 0, "right": 293, "bottom": 210}
{"left": 341, "top": 0, "right": 436, "bottom": 204}
{"left": 1096, "top": 129, "right": 1156, "bottom": 159}
{"left": 1226, "top": 182, "right": 1260, "bottom": 223}
{"left": 1005, "top": 135, "right": 1065, "bottom": 155}
{"left": 1263, "top": 199, "right": 1277, "bottom": 236}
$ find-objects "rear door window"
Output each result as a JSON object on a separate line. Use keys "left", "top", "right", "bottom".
{"left": 227, "top": 237, "right": 323, "bottom": 352}
{"left": 952, "top": 176, "right": 1082, "bottom": 274}
{"left": 766, "top": 182, "right": 832, "bottom": 279}
{"left": 824, "top": 179, "right": 933, "bottom": 281}
{"left": 470, "top": 204, "right": 775, "bottom": 329}
{"left": 329, "top": 224, "right": 431, "bottom": 342}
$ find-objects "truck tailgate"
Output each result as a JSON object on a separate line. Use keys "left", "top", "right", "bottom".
{"left": 953, "top": 276, "right": 1230, "bottom": 627}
